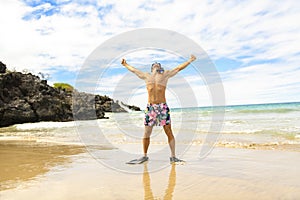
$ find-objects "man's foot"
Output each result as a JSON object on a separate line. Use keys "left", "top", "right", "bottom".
{"left": 126, "top": 156, "right": 149, "bottom": 164}
{"left": 170, "top": 157, "right": 185, "bottom": 164}
{"left": 137, "top": 156, "right": 149, "bottom": 163}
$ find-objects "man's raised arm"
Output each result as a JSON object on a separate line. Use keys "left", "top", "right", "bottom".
{"left": 166, "top": 55, "right": 196, "bottom": 78}
{"left": 121, "top": 58, "right": 148, "bottom": 80}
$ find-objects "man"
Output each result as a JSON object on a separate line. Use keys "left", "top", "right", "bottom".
{"left": 122, "top": 54, "right": 196, "bottom": 164}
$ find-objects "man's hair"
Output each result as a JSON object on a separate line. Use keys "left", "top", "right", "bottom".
{"left": 151, "top": 62, "right": 161, "bottom": 72}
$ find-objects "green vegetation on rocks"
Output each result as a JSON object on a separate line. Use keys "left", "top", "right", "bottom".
{"left": 53, "top": 83, "right": 74, "bottom": 92}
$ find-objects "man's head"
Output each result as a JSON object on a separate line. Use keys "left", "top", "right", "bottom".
{"left": 151, "top": 62, "right": 164, "bottom": 73}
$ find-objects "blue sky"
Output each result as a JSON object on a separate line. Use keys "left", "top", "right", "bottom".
{"left": 0, "top": 0, "right": 299, "bottom": 107}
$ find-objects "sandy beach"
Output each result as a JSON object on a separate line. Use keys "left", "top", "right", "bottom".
{"left": 1, "top": 104, "right": 300, "bottom": 199}
{"left": 1, "top": 139, "right": 300, "bottom": 200}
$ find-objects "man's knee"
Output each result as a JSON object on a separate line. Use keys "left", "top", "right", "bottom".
{"left": 144, "top": 126, "right": 153, "bottom": 138}
{"left": 163, "top": 124, "right": 171, "bottom": 130}
{"left": 163, "top": 124, "right": 173, "bottom": 134}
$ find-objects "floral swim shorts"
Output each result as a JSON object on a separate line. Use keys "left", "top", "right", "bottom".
{"left": 144, "top": 103, "right": 171, "bottom": 126}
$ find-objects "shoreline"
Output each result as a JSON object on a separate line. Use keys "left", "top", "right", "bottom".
{"left": 1, "top": 139, "right": 300, "bottom": 199}
{"left": 1, "top": 133, "right": 300, "bottom": 153}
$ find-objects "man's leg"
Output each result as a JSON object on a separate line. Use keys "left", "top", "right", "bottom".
{"left": 163, "top": 124, "right": 175, "bottom": 157}
{"left": 143, "top": 126, "right": 153, "bottom": 157}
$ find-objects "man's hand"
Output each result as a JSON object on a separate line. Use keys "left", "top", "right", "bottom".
{"left": 121, "top": 58, "right": 148, "bottom": 80}
{"left": 189, "top": 54, "right": 196, "bottom": 62}
{"left": 167, "top": 54, "right": 196, "bottom": 78}
{"left": 121, "top": 58, "right": 127, "bottom": 66}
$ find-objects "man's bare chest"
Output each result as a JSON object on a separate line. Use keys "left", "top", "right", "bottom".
{"left": 146, "top": 75, "right": 168, "bottom": 85}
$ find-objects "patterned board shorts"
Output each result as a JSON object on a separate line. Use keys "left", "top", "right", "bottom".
{"left": 144, "top": 103, "right": 171, "bottom": 126}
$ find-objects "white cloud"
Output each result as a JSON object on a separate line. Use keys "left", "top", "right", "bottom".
{"left": 0, "top": 0, "right": 299, "bottom": 106}
{"left": 220, "top": 61, "right": 300, "bottom": 105}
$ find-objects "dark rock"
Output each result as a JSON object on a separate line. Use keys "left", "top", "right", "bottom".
{"left": 0, "top": 71, "right": 73, "bottom": 127}
{"left": 120, "top": 101, "right": 141, "bottom": 111}
{"left": 72, "top": 92, "right": 97, "bottom": 120}
{"left": 94, "top": 95, "right": 127, "bottom": 112}
{"left": 0, "top": 61, "right": 6, "bottom": 73}
{"left": 0, "top": 67, "right": 140, "bottom": 127}
{"left": 2, "top": 99, "right": 37, "bottom": 125}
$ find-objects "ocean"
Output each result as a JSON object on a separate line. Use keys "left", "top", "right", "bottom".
{"left": 0, "top": 102, "right": 299, "bottom": 152}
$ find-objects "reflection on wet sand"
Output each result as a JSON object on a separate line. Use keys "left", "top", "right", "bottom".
{"left": 0, "top": 140, "right": 85, "bottom": 191}
{"left": 143, "top": 163, "right": 176, "bottom": 200}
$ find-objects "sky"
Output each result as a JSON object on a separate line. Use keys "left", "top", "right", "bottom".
{"left": 0, "top": 0, "right": 299, "bottom": 108}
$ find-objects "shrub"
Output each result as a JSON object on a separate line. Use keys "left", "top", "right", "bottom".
{"left": 53, "top": 83, "right": 74, "bottom": 92}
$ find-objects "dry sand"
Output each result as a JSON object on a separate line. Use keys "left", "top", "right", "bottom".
{"left": 1, "top": 140, "right": 300, "bottom": 200}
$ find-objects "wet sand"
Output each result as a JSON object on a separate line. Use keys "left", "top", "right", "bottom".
{"left": 1, "top": 140, "right": 300, "bottom": 199}
{"left": 0, "top": 140, "right": 85, "bottom": 191}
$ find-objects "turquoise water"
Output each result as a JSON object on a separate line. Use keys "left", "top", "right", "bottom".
{"left": 0, "top": 102, "right": 299, "bottom": 149}
{"left": 173, "top": 102, "right": 300, "bottom": 114}
{"left": 172, "top": 102, "right": 300, "bottom": 136}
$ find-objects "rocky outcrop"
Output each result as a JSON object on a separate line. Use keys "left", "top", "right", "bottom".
{"left": 0, "top": 62, "right": 6, "bottom": 73}
{"left": 72, "top": 93, "right": 133, "bottom": 120}
{"left": 0, "top": 69, "right": 140, "bottom": 127}
{"left": 120, "top": 101, "right": 141, "bottom": 111}
{"left": 0, "top": 72, "right": 73, "bottom": 127}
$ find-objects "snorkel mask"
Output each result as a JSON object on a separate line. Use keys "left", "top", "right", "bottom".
{"left": 151, "top": 62, "right": 164, "bottom": 73}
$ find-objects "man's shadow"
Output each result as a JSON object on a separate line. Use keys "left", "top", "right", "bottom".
{"left": 143, "top": 163, "right": 176, "bottom": 200}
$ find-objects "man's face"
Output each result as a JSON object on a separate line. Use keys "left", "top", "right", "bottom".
{"left": 151, "top": 62, "right": 163, "bottom": 73}
{"left": 152, "top": 63, "right": 161, "bottom": 69}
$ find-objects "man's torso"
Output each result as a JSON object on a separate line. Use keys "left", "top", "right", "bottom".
{"left": 145, "top": 73, "right": 169, "bottom": 104}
